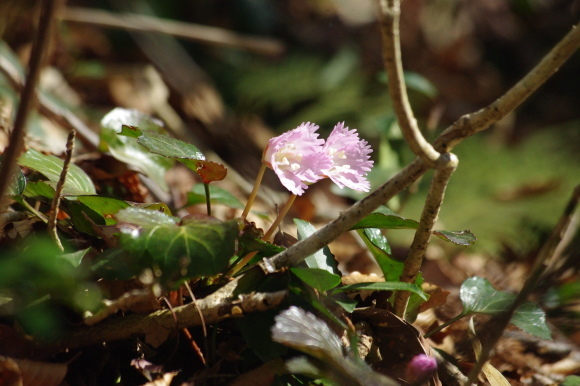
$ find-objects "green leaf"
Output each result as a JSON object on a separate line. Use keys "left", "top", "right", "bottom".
{"left": 459, "top": 277, "right": 551, "bottom": 339}
{"left": 351, "top": 206, "right": 476, "bottom": 246}
{"left": 123, "top": 128, "right": 227, "bottom": 183}
{"left": 357, "top": 228, "right": 402, "bottom": 282}
{"left": 115, "top": 206, "right": 177, "bottom": 227}
{"left": 77, "top": 196, "right": 130, "bottom": 225}
{"left": 562, "top": 375, "right": 580, "bottom": 386}
{"left": 61, "top": 248, "right": 91, "bottom": 268}
{"left": 291, "top": 267, "right": 341, "bottom": 292}
{"left": 18, "top": 148, "right": 96, "bottom": 195}
{"left": 433, "top": 230, "right": 477, "bottom": 246}
{"left": 62, "top": 200, "right": 106, "bottom": 236}
{"left": 295, "top": 219, "right": 341, "bottom": 276}
{"left": 24, "top": 181, "right": 55, "bottom": 199}
{"left": 332, "top": 282, "right": 427, "bottom": 300}
{"left": 117, "top": 208, "right": 240, "bottom": 282}
{"left": 100, "top": 108, "right": 174, "bottom": 191}
{"left": 187, "top": 184, "right": 244, "bottom": 209}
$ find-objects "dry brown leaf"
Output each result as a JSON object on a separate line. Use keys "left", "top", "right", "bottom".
{"left": 419, "top": 283, "right": 450, "bottom": 312}
{"left": 8, "top": 357, "right": 68, "bottom": 386}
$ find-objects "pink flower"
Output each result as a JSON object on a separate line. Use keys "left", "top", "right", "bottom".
{"left": 405, "top": 354, "right": 438, "bottom": 382}
{"left": 263, "top": 122, "right": 332, "bottom": 196}
{"left": 322, "top": 122, "right": 373, "bottom": 192}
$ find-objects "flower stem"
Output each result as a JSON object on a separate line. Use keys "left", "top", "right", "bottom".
{"left": 241, "top": 163, "right": 267, "bottom": 221}
{"left": 228, "top": 193, "right": 297, "bottom": 276}
{"left": 263, "top": 194, "right": 296, "bottom": 242}
{"left": 203, "top": 183, "right": 211, "bottom": 216}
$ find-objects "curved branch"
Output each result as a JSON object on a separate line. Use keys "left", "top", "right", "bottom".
{"left": 377, "top": 0, "right": 440, "bottom": 165}
{"left": 50, "top": 287, "right": 287, "bottom": 353}
{"left": 393, "top": 153, "right": 458, "bottom": 317}
{"left": 260, "top": 25, "right": 579, "bottom": 272}
{"left": 435, "top": 25, "right": 580, "bottom": 153}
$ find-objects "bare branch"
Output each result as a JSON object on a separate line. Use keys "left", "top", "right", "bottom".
{"left": 260, "top": 25, "right": 578, "bottom": 273}
{"left": 435, "top": 25, "right": 580, "bottom": 153}
{"left": 393, "top": 153, "right": 458, "bottom": 317}
{"left": 63, "top": 7, "right": 285, "bottom": 56}
{"left": 0, "top": 0, "right": 61, "bottom": 211}
{"left": 50, "top": 287, "right": 287, "bottom": 352}
{"left": 47, "top": 130, "right": 75, "bottom": 251}
{"left": 377, "top": 0, "right": 440, "bottom": 165}
{"left": 466, "top": 185, "right": 580, "bottom": 383}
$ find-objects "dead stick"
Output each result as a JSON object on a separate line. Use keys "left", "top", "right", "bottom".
{"left": 0, "top": 0, "right": 61, "bottom": 211}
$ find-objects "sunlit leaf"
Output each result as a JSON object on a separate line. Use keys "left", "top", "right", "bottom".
{"left": 352, "top": 206, "right": 476, "bottom": 246}
{"left": 291, "top": 267, "right": 341, "bottom": 292}
{"left": 18, "top": 148, "right": 96, "bottom": 195}
{"left": 24, "top": 181, "right": 55, "bottom": 199}
{"left": 77, "top": 196, "right": 130, "bottom": 225}
{"left": 100, "top": 108, "right": 173, "bottom": 191}
{"left": 295, "top": 219, "right": 340, "bottom": 276}
{"left": 121, "top": 127, "right": 227, "bottom": 183}
{"left": 357, "top": 228, "right": 402, "bottom": 281}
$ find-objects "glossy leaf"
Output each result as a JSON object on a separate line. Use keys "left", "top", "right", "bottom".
{"left": 187, "top": 184, "right": 244, "bottom": 209}
{"left": 357, "top": 228, "right": 402, "bottom": 282}
{"left": 77, "top": 196, "right": 130, "bottom": 225}
{"left": 100, "top": 108, "right": 173, "bottom": 191}
{"left": 18, "top": 148, "right": 96, "bottom": 195}
{"left": 291, "top": 267, "right": 341, "bottom": 292}
{"left": 351, "top": 206, "right": 476, "bottom": 246}
{"left": 295, "top": 219, "right": 341, "bottom": 275}
{"left": 116, "top": 207, "right": 240, "bottom": 281}
{"left": 121, "top": 126, "right": 227, "bottom": 183}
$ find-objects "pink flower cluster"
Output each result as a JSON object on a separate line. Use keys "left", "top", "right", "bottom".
{"left": 263, "top": 122, "right": 373, "bottom": 195}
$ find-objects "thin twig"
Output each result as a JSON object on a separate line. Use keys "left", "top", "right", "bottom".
{"left": 393, "top": 153, "right": 458, "bottom": 317}
{"left": 63, "top": 7, "right": 284, "bottom": 56}
{"left": 465, "top": 185, "right": 580, "bottom": 384}
{"left": 376, "top": 0, "right": 440, "bottom": 165}
{"left": 260, "top": 25, "right": 579, "bottom": 273}
{"left": 47, "top": 130, "right": 76, "bottom": 251}
{"left": 0, "top": 0, "right": 61, "bottom": 212}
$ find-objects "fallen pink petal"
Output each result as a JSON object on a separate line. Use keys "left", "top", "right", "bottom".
{"left": 263, "top": 122, "right": 332, "bottom": 195}
{"left": 322, "top": 122, "right": 374, "bottom": 192}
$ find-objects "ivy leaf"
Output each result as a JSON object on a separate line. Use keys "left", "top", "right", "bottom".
{"left": 121, "top": 126, "right": 227, "bottom": 183}
{"left": 18, "top": 148, "right": 96, "bottom": 195}
{"left": 427, "top": 277, "right": 550, "bottom": 339}
{"left": 100, "top": 108, "right": 174, "bottom": 191}
{"left": 351, "top": 206, "right": 476, "bottom": 246}
{"left": 116, "top": 207, "right": 240, "bottom": 282}
{"left": 295, "top": 219, "right": 341, "bottom": 276}
{"left": 291, "top": 267, "right": 341, "bottom": 292}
